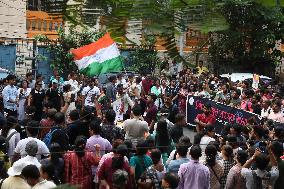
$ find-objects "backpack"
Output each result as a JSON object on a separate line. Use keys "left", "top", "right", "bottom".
{"left": 43, "top": 129, "right": 58, "bottom": 148}
{"left": 252, "top": 170, "right": 271, "bottom": 189}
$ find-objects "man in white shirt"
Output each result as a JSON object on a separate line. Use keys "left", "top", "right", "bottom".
{"left": 81, "top": 78, "right": 100, "bottom": 110}
{"left": 2, "top": 74, "right": 18, "bottom": 117}
{"left": 14, "top": 140, "right": 41, "bottom": 169}
{"left": 116, "top": 73, "right": 127, "bottom": 88}
{"left": 261, "top": 100, "right": 272, "bottom": 118}
{"left": 268, "top": 100, "right": 284, "bottom": 123}
{"left": 22, "top": 164, "right": 56, "bottom": 189}
{"left": 13, "top": 121, "right": 49, "bottom": 162}
{"left": 241, "top": 147, "right": 279, "bottom": 189}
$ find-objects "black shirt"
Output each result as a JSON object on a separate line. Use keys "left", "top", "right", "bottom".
{"left": 46, "top": 88, "right": 63, "bottom": 111}
{"left": 170, "top": 125, "right": 183, "bottom": 143}
{"left": 51, "top": 126, "right": 69, "bottom": 151}
{"left": 30, "top": 88, "right": 45, "bottom": 107}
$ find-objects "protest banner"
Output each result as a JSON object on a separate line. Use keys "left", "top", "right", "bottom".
{"left": 186, "top": 95, "right": 261, "bottom": 134}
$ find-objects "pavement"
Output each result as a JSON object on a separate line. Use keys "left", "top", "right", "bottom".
{"left": 183, "top": 127, "right": 196, "bottom": 142}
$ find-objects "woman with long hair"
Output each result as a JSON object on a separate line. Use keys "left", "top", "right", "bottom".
{"left": 17, "top": 80, "right": 31, "bottom": 121}
{"left": 220, "top": 145, "right": 235, "bottom": 189}
{"left": 0, "top": 116, "right": 20, "bottom": 159}
{"left": 154, "top": 120, "right": 173, "bottom": 164}
{"left": 204, "top": 144, "right": 224, "bottom": 189}
{"left": 41, "top": 143, "right": 64, "bottom": 184}
{"left": 98, "top": 144, "right": 133, "bottom": 189}
{"left": 40, "top": 162, "right": 59, "bottom": 185}
{"left": 151, "top": 79, "right": 163, "bottom": 110}
{"left": 64, "top": 136, "right": 101, "bottom": 189}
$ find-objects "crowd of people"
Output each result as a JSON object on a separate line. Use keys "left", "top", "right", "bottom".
{"left": 0, "top": 61, "right": 283, "bottom": 189}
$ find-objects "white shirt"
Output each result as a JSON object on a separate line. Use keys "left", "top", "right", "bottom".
{"left": 32, "top": 180, "right": 56, "bottom": 189}
{"left": 14, "top": 137, "right": 50, "bottom": 160}
{"left": 200, "top": 136, "right": 215, "bottom": 161}
{"left": 65, "top": 79, "right": 79, "bottom": 92}
{"left": 268, "top": 111, "right": 284, "bottom": 123}
{"left": 14, "top": 155, "right": 41, "bottom": 169}
{"left": 81, "top": 86, "right": 100, "bottom": 107}
{"left": 241, "top": 167, "right": 279, "bottom": 189}
{"left": 261, "top": 107, "right": 272, "bottom": 118}
{"left": 6, "top": 129, "right": 20, "bottom": 159}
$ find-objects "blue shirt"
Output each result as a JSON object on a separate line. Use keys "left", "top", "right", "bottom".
{"left": 2, "top": 85, "right": 18, "bottom": 110}
{"left": 167, "top": 157, "right": 190, "bottom": 174}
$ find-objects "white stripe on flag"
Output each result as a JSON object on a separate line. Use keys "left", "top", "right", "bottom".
{"left": 74, "top": 43, "right": 120, "bottom": 70}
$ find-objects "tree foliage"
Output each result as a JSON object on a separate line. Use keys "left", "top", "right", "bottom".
{"left": 209, "top": 0, "right": 284, "bottom": 75}
{"left": 35, "top": 28, "right": 105, "bottom": 73}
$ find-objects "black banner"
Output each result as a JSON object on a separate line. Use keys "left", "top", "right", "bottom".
{"left": 186, "top": 95, "right": 261, "bottom": 134}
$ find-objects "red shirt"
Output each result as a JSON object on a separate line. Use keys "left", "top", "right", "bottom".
{"left": 142, "top": 79, "right": 153, "bottom": 95}
{"left": 64, "top": 151, "right": 100, "bottom": 189}
{"left": 97, "top": 157, "right": 132, "bottom": 189}
{"left": 196, "top": 113, "right": 216, "bottom": 125}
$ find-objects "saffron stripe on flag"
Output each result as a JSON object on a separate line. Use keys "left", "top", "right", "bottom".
{"left": 74, "top": 43, "right": 120, "bottom": 70}
{"left": 71, "top": 33, "right": 114, "bottom": 61}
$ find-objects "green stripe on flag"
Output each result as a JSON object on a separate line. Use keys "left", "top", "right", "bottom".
{"left": 80, "top": 56, "right": 123, "bottom": 77}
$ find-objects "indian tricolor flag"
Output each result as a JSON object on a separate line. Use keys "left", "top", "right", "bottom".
{"left": 71, "top": 33, "right": 123, "bottom": 77}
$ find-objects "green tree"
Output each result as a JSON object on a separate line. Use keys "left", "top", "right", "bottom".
{"left": 209, "top": 0, "right": 284, "bottom": 75}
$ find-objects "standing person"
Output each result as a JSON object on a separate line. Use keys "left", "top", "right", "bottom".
{"left": 13, "top": 121, "right": 49, "bottom": 162}
{"left": 162, "top": 95, "right": 179, "bottom": 124}
{"left": 64, "top": 136, "right": 101, "bottom": 189}
{"left": 220, "top": 145, "right": 235, "bottom": 189}
{"left": 28, "top": 81, "right": 45, "bottom": 121}
{"left": 106, "top": 76, "right": 117, "bottom": 103}
{"left": 241, "top": 146, "right": 279, "bottom": 189}
{"left": 17, "top": 80, "right": 31, "bottom": 121}
{"left": 194, "top": 103, "right": 216, "bottom": 133}
{"left": 25, "top": 72, "right": 33, "bottom": 88}
{"left": 1, "top": 161, "right": 31, "bottom": 189}
{"left": 271, "top": 141, "right": 284, "bottom": 189}
{"left": 130, "top": 140, "right": 153, "bottom": 181}
{"left": 98, "top": 144, "right": 133, "bottom": 189}
{"left": 2, "top": 74, "right": 18, "bottom": 117}
{"left": 240, "top": 90, "right": 253, "bottom": 112}
{"left": 196, "top": 60, "right": 209, "bottom": 75}
{"left": 86, "top": 120, "right": 112, "bottom": 176}
{"left": 116, "top": 73, "right": 127, "bottom": 87}
{"left": 114, "top": 84, "right": 134, "bottom": 121}
{"left": 101, "top": 109, "right": 125, "bottom": 143}
{"left": 39, "top": 108, "right": 56, "bottom": 140}
{"left": 0, "top": 116, "right": 20, "bottom": 160}
{"left": 142, "top": 74, "right": 153, "bottom": 96}
{"left": 47, "top": 112, "right": 69, "bottom": 151}
{"left": 14, "top": 140, "right": 41, "bottom": 169}
{"left": 123, "top": 105, "right": 149, "bottom": 147}
{"left": 261, "top": 100, "right": 272, "bottom": 118}
{"left": 31, "top": 74, "right": 45, "bottom": 90}
{"left": 45, "top": 80, "right": 63, "bottom": 112}
{"left": 177, "top": 145, "right": 210, "bottom": 189}
{"left": 138, "top": 149, "right": 165, "bottom": 189}
{"left": 154, "top": 120, "right": 173, "bottom": 164}
{"left": 268, "top": 100, "right": 284, "bottom": 123}
{"left": 65, "top": 110, "right": 82, "bottom": 146}
{"left": 151, "top": 79, "right": 163, "bottom": 110}
{"left": 167, "top": 142, "right": 190, "bottom": 175}
{"left": 225, "top": 150, "right": 248, "bottom": 189}
{"left": 41, "top": 143, "right": 64, "bottom": 185}
{"left": 81, "top": 78, "right": 100, "bottom": 111}
{"left": 145, "top": 93, "right": 158, "bottom": 130}
{"left": 204, "top": 144, "right": 224, "bottom": 189}
{"left": 165, "top": 79, "right": 179, "bottom": 105}
{"left": 21, "top": 164, "right": 56, "bottom": 189}
{"left": 170, "top": 114, "right": 186, "bottom": 144}
{"left": 50, "top": 69, "right": 64, "bottom": 92}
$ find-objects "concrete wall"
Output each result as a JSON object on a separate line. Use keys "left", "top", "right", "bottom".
{"left": 0, "top": 0, "right": 26, "bottom": 38}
